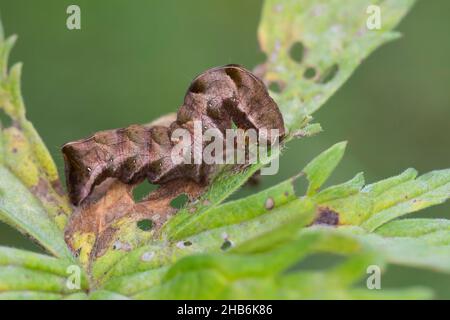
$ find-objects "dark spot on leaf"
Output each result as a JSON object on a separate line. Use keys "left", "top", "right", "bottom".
{"left": 221, "top": 239, "right": 232, "bottom": 251}
{"left": 313, "top": 207, "right": 339, "bottom": 226}
{"left": 289, "top": 41, "right": 304, "bottom": 63}
{"left": 183, "top": 241, "right": 192, "bottom": 246}
{"left": 137, "top": 219, "right": 153, "bottom": 231}
{"left": 304, "top": 67, "right": 316, "bottom": 79}
{"left": 318, "top": 64, "right": 339, "bottom": 84}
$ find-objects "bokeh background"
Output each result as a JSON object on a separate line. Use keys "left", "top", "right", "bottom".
{"left": 0, "top": 0, "right": 448, "bottom": 298}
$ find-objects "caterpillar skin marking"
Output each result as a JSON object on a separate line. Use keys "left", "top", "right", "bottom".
{"left": 62, "top": 65, "right": 285, "bottom": 205}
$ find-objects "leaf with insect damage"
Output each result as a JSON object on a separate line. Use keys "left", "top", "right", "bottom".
{"left": 92, "top": 141, "right": 343, "bottom": 281}
{"left": 258, "top": 0, "right": 416, "bottom": 130}
{"left": 130, "top": 228, "right": 430, "bottom": 299}
{"left": 95, "top": 142, "right": 450, "bottom": 298}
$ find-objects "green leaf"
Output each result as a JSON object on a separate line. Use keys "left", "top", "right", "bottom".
{"left": 0, "top": 247, "right": 77, "bottom": 277}
{"left": 130, "top": 228, "right": 433, "bottom": 299}
{"left": 102, "top": 267, "right": 167, "bottom": 296}
{"left": 230, "top": 209, "right": 315, "bottom": 254}
{"left": 303, "top": 141, "right": 347, "bottom": 195}
{"left": 376, "top": 218, "right": 450, "bottom": 238}
{"left": 95, "top": 197, "right": 316, "bottom": 282}
{"left": 0, "top": 266, "right": 71, "bottom": 293}
{"left": 308, "top": 168, "right": 450, "bottom": 228}
{"left": 361, "top": 169, "right": 450, "bottom": 231}
{"left": 313, "top": 172, "right": 365, "bottom": 203}
{"left": 0, "top": 247, "right": 88, "bottom": 294}
{"left": 259, "top": 0, "right": 416, "bottom": 130}
{"left": 97, "top": 145, "right": 450, "bottom": 298}
{"left": 167, "top": 173, "right": 299, "bottom": 241}
{"left": 94, "top": 138, "right": 450, "bottom": 297}
{"left": 0, "top": 167, "right": 73, "bottom": 259}
{"left": 358, "top": 232, "right": 450, "bottom": 273}
{"left": 98, "top": 150, "right": 450, "bottom": 296}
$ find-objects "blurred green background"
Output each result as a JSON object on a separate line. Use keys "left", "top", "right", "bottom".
{"left": 0, "top": 0, "right": 449, "bottom": 298}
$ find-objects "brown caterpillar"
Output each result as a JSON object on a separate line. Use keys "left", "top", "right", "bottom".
{"left": 62, "top": 65, "right": 285, "bottom": 205}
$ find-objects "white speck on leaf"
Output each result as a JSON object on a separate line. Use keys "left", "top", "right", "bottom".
{"left": 176, "top": 241, "right": 185, "bottom": 249}
{"left": 265, "top": 197, "right": 275, "bottom": 210}
{"left": 141, "top": 251, "right": 155, "bottom": 262}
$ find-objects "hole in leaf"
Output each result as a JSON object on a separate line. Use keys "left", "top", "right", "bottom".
{"left": 112, "top": 241, "right": 122, "bottom": 250}
{"left": 132, "top": 181, "right": 158, "bottom": 202}
{"left": 268, "top": 81, "right": 283, "bottom": 93}
{"left": 318, "top": 64, "right": 339, "bottom": 84}
{"left": 221, "top": 239, "right": 232, "bottom": 251}
{"left": 137, "top": 219, "right": 153, "bottom": 231}
{"left": 0, "top": 109, "right": 13, "bottom": 128}
{"left": 170, "top": 193, "right": 189, "bottom": 209}
{"left": 303, "top": 67, "right": 316, "bottom": 79}
{"left": 289, "top": 41, "right": 304, "bottom": 63}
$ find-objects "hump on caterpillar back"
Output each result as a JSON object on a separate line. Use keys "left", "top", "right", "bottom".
{"left": 185, "top": 64, "right": 285, "bottom": 139}
{"left": 221, "top": 64, "right": 285, "bottom": 140}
